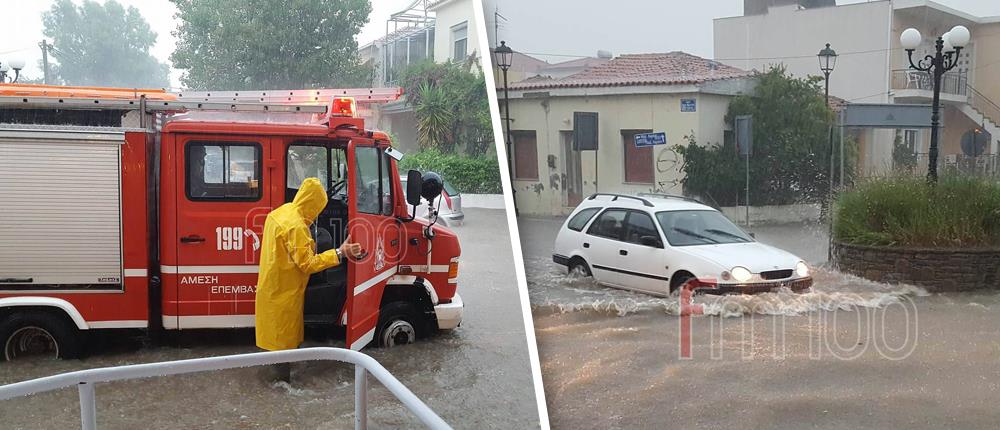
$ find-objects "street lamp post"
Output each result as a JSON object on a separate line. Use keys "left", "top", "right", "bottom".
{"left": 0, "top": 58, "right": 27, "bottom": 83}
{"left": 494, "top": 41, "right": 517, "bottom": 215}
{"left": 818, "top": 43, "right": 837, "bottom": 262}
{"left": 900, "top": 25, "right": 971, "bottom": 183}
{"left": 818, "top": 43, "right": 838, "bottom": 197}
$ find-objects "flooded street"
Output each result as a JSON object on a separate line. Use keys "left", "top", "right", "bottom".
{"left": 521, "top": 216, "right": 1000, "bottom": 429}
{"left": 0, "top": 208, "right": 540, "bottom": 429}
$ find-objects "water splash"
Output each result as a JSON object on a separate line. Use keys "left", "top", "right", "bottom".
{"left": 528, "top": 257, "right": 930, "bottom": 318}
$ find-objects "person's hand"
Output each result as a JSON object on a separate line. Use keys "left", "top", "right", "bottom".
{"left": 338, "top": 234, "right": 364, "bottom": 260}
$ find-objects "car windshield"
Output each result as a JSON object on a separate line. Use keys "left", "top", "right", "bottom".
{"left": 656, "top": 210, "right": 752, "bottom": 246}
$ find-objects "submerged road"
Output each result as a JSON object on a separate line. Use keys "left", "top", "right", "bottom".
{"left": 521, "top": 215, "right": 1000, "bottom": 429}
{"left": 0, "top": 208, "right": 540, "bottom": 429}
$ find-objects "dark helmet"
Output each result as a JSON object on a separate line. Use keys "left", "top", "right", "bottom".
{"left": 420, "top": 171, "right": 444, "bottom": 202}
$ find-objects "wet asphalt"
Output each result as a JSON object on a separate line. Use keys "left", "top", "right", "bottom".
{"left": 0, "top": 208, "right": 540, "bottom": 429}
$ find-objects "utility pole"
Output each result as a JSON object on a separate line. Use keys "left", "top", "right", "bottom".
{"left": 39, "top": 40, "right": 50, "bottom": 85}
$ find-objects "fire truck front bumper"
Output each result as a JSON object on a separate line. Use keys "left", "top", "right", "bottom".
{"left": 435, "top": 293, "right": 464, "bottom": 330}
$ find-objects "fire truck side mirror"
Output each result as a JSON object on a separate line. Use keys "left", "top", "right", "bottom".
{"left": 406, "top": 169, "right": 423, "bottom": 206}
{"left": 420, "top": 171, "right": 444, "bottom": 203}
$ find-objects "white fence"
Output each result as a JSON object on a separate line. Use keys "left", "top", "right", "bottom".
{"left": 0, "top": 347, "right": 451, "bottom": 430}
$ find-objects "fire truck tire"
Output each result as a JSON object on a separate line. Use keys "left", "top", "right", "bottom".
{"left": 0, "top": 311, "right": 83, "bottom": 361}
{"left": 376, "top": 302, "right": 424, "bottom": 348}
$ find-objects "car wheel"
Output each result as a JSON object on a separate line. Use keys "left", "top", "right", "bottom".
{"left": 568, "top": 258, "right": 592, "bottom": 277}
{"left": 376, "top": 302, "right": 424, "bottom": 348}
{"left": 669, "top": 272, "right": 695, "bottom": 294}
{"left": 0, "top": 312, "right": 83, "bottom": 361}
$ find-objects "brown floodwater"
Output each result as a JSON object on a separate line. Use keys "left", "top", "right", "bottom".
{"left": 521, "top": 216, "right": 1000, "bottom": 429}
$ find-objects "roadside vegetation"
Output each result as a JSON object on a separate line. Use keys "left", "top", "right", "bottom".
{"left": 397, "top": 60, "right": 499, "bottom": 193}
{"left": 674, "top": 66, "right": 856, "bottom": 206}
{"left": 834, "top": 175, "right": 1000, "bottom": 247}
{"left": 398, "top": 149, "right": 502, "bottom": 194}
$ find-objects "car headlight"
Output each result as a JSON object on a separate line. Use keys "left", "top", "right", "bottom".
{"left": 730, "top": 266, "right": 752, "bottom": 283}
{"left": 796, "top": 261, "right": 810, "bottom": 277}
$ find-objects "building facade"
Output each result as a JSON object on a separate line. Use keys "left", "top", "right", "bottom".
{"left": 359, "top": 0, "right": 484, "bottom": 154}
{"left": 502, "top": 52, "right": 752, "bottom": 215}
{"left": 715, "top": 0, "right": 1000, "bottom": 176}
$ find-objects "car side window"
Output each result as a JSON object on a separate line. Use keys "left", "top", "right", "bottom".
{"left": 586, "top": 209, "right": 627, "bottom": 240}
{"left": 624, "top": 211, "right": 662, "bottom": 247}
{"left": 567, "top": 207, "right": 600, "bottom": 232}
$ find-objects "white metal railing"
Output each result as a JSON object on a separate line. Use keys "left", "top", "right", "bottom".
{"left": 0, "top": 347, "right": 451, "bottom": 430}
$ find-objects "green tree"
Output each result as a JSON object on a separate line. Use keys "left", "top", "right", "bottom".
{"left": 675, "top": 66, "right": 856, "bottom": 206}
{"left": 170, "top": 0, "right": 372, "bottom": 90}
{"left": 399, "top": 60, "right": 493, "bottom": 156}
{"left": 41, "top": 0, "right": 169, "bottom": 88}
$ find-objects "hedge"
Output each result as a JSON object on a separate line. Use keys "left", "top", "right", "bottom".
{"left": 398, "top": 149, "right": 502, "bottom": 194}
{"left": 834, "top": 175, "right": 1000, "bottom": 247}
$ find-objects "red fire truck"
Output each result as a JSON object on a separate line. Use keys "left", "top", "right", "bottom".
{"left": 0, "top": 84, "right": 464, "bottom": 360}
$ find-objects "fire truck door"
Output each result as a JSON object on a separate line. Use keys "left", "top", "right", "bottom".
{"left": 168, "top": 136, "right": 269, "bottom": 328}
{"left": 345, "top": 141, "right": 401, "bottom": 350}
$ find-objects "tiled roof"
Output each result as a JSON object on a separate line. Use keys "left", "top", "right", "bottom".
{"left": 509, "top": 52, "right": 750, "bottom": 90}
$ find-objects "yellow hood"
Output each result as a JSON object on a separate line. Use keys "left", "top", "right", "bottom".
{"left": 292, "top": 178, "right": 327, "bottom": 223}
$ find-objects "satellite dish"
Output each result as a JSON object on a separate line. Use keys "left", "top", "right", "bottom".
{"left": 960, "top": 128, "right": 991, "bottom": 157}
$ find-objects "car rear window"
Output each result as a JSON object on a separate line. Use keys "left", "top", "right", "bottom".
{"left": 567, "top": 207, "right": 600, "bottom": 231}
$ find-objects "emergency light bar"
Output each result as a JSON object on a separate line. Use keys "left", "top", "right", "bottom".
{"left": 331, "top": 97, "right": 357, "bottom": 117}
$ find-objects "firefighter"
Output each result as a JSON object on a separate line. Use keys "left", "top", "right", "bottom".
{"left": 255, "top": 177, "right": 362, "bottom": 382}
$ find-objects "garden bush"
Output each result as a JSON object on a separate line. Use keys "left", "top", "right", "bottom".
{"left": 398, "top": 149, "right": 502, "bottom": 194}
{"left": 834, "top": 175, "right": 1000, "bottom": 247}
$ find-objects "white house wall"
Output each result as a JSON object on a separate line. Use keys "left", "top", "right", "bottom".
{"left": 432, "top": 0, "right": 481, "bottom": 64}
{"left": 714, "top": 2, "right": 893, "bottom": 104}
{"left": 507, "top": 91, "right": 733, "bottom": 215}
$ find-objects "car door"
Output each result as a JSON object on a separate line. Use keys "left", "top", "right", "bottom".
{"left": 615, "top": 210, "right": 671, "bottom": 295}
{"left": 583, "top": 208, "right": 629, "bottom": 288}
{"left": 344, "top": 141, "right": 400, "bottom": 350}
{"left": 169, "top": 135, "right": 268, "bottom": 328}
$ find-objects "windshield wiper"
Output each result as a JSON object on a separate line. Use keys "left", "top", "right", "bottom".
{"left": 672, "top": 227, "right": 719, "bottom": 244}
{"left": 704, "top": 228, "right": 751, "bottom": 242}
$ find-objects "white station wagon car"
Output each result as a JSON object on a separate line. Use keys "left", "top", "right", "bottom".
{"left": 553, "top": 193, "right": 813, "bottom": 296}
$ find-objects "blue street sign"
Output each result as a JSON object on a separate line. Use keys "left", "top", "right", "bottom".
{"left": 681, "top": 98, "right": 697, "bottom": 112}
{"left": 634, "top": 132, "right": 667, "bottom": 148}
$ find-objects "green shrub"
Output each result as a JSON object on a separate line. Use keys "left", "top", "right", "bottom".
{"left": 834, "top": 175, "right": 1000, "bottom": 247}
{"left": 675, "top": 66, "right": 856, "bottom": 206}
{"left": 398, "top": 149, "right": 502, "bottom": 194}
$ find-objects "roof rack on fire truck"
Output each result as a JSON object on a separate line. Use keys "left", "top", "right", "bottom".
{"left": 0, "top": 84, "right": 403, "bottom": 114}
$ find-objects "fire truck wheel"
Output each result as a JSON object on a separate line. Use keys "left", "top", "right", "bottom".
{"left": 376, "top": 302, "right": 423, "bottom": 348}
{"left": 0, "top": 312, "right": 82, "bottom": 361}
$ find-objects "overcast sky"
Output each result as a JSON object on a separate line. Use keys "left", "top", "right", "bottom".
{"left": 1, "top": 0, "right": 416, "bottom": 89}
{"left": 3, "top": 1, "right": 998, "bottom": 88}
{"left": 488, "top": 0, "right": 1000, "bottom": 62}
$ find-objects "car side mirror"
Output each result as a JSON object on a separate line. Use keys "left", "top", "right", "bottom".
{"left": 406, "top": 169, "right": 422, "bottom": 206}
{"left": 640, "top": 236, "right": 663, "bottom": 248}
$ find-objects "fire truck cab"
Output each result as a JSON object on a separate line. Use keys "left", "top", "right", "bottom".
{"left": 0, "top": 85, "right": 463, "bottom": 360}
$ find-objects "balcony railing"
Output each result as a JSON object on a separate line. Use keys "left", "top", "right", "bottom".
{"left": 899, "top": 152, "right": 998, "bottom": 176}
{"left": 891, "top": 69, "right": 968, "bottom": 97}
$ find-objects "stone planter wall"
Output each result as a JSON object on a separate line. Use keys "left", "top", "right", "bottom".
{"left": 833, "top": 241, "right": 1000, "bottom": 292}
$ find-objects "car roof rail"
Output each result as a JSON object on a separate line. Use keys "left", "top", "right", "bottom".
{"left": 586, "top": 193, "right": 654, "bottom": 207}
{"left": 636, "top": 192, "right": 708, "bottom": 206}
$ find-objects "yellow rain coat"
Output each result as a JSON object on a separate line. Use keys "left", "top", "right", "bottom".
{"left": 255, "top": 178, "right": 341, "bottom": 351}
